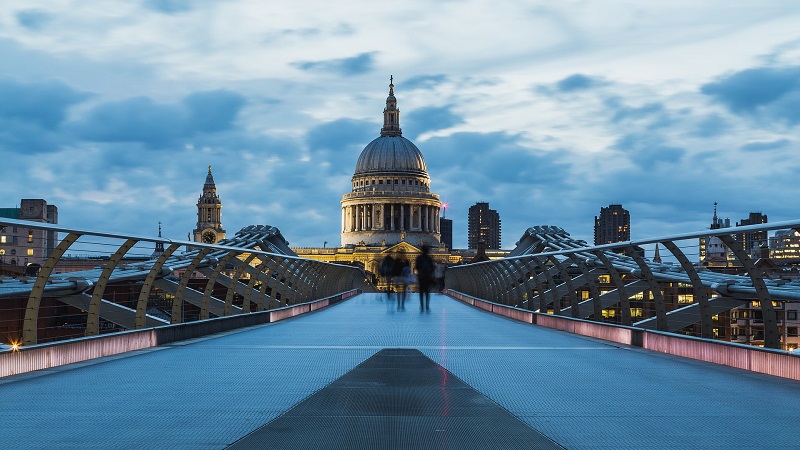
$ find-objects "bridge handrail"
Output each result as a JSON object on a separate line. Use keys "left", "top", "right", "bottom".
{"left": 0, "top": 218, "right": 373, "bottom": 346}
{"left": 445, "top": 221, "right": 800, "bottom": 350}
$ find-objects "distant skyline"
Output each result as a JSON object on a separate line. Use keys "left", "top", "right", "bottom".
{"left": 2, "top": 1, "right": 799, "bottom": 251}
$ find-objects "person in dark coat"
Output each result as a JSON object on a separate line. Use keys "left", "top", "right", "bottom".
{"left": 379, "top": 255, "right": 395, "bottom": 300}
{"left": 415, "top": 245, "right": 435, "bottom": 310}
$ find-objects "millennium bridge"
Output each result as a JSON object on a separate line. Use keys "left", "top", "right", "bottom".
{"left": 2, "top": 217, "right": 800, "bottom": 449}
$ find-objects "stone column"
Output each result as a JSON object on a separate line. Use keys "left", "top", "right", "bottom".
{"left": 400, "top": 203, "right": 405, "bottom": 231}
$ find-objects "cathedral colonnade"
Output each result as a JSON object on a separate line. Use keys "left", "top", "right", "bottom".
{"left": 341, "top": 202, "right": 440, "bottom": 234}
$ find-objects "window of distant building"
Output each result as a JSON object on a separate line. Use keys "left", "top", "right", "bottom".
{"left": 28, "top": 230, "right": 33, "bottom": 243}
{"left": 789, "top": 311, "right": 798, "bottom": 321}
{"left": 27, "top": 248, "right": 34, "bottom": 256}
{"left": 788, "top": 327, "right": 799, "bottom": 337}
{"left": 0, "top": 236, "right": 5, "bottom": 243}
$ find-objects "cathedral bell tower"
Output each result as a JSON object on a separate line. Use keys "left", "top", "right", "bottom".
{"left": 193, "top": 165, "right": 226, "bottom": 244}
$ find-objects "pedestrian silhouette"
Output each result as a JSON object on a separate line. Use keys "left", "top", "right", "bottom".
{"left": 379, "top": 255, "right": 395, "bottom": 300}
{"left": 397, "top": 258, "right": 411, "bottom": 309}
{"left": 415, "top": 245, "right": 435, "bottom": 311}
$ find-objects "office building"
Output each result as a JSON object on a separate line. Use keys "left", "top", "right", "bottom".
{"left": 736, "top": 212, "right": 768, "bottom": 258}
{"left": 0, "top": 199, "right": 58, "bottom": 268}
{"left": 593, "top": 204, "right": 629, "bottom": 246}
{"left": 468, "top": 202, "right": 501, "bottom": 249}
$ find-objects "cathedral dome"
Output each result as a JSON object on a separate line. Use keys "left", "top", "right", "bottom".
{"left": 354, "top": 136, "right": 428, "bottom": 177}
{"left": 341, "top": 77, "right": 441, "bottom": 249}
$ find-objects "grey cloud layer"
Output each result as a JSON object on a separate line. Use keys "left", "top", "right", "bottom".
{"left": 702, "top": 66, "right": 800, "bottom": 125}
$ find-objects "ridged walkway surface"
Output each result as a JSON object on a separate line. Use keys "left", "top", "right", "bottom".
{"left": 2, "top": 293, "right": 800, "bottom": 449}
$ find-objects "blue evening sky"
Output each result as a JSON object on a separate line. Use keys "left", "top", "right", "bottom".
{"left": 1, "top": 1, "right": 799, "bottom": 252}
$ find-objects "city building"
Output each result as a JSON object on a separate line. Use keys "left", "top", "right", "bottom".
{"left": 468, "top": 202, "right": 501, "bottom": 249}
{"left": 439, "top": 217, "right": 453, "bottom": 251}
{"left": 736, "top": 212, "right": 768, "bottom": 258}
{"left": 340, "top": 77, "right": 442, "bottom": 249}
{"left": 0, "top": 199, "right": 58, "bottom": 269}
{"left": 700, "top": 202, "right": 731, "bottom": 266}
{"left": 593, "top": 204, "right": 629, "bottom": 246}
{"left": 192, "top": 166, "right": 226, "bottom": 245}
{"left": 771, "top": 229, "right": 800, "bottom": 264}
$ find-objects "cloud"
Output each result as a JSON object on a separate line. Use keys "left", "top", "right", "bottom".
{"left": 701, "top": 66, "right": 800, "bottom": 125}
{"left": 0, "top": 78, "right": 89, "bottom": 129}
{"left": 403, "top": 106, "right": 464, "bottom": 137}
{"left": 183, "top": 90, "right": 246, "bottom": 133}
{"left": 0, "top": 119, "right": 63, "bottom": 154}
{"left": 556, "top": 73, "right": 602, "bottom": 92}
{"left": 143, "top": 0, "right": 194, "bottom": 14}
{"left": 423, "top": 131, "right": 570, "bottom": 186}
{"left": 305, "top": 118, "right": 375, "bottom": 173}
{"left": 605, "top": 97, "right": 665, "bottom": 124}
{"left": 0, "top": 78, "right": 88, "bottom": 154}
{"left": 293, "top": 52, "right": 376, "bottom": 76}
{"left": 613, "top": 133, "right": 685, "bottom": 168}
{"left": 690, "top": 114, "right": 727, "bottom": 137}
{"left": 740, "top": 139, "right": 791, "bottom": 152}
{"left": 15, "top": 10, "right": 51, "bottom": 30}
{"left": 403, "top": 74, "right": 448, "bottom": 90}
{"left": 72, "top": 90, "right": 246, "bottom": 147}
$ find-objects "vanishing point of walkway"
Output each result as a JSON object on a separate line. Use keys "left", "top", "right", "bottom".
{"left": 2, "top": 293, "right": 800, "bottom": 449}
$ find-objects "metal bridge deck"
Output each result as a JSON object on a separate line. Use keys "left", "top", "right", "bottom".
{"left": 2, "top": 293, "right": 799, "bottom": 449}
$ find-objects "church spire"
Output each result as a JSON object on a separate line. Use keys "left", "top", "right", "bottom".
{"left": 205, "top": 165, "right": 215, "bottom": 186}
{"left": 653, "top": 243, "right": 662, "bottom": 264}
{"left": 151, "top": 222, "right": 165, "bottom": 258}
{"left": 380, "top": 76, "right": 402, "bottom": 137}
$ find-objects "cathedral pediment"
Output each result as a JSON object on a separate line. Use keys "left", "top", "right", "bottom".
{"left": 382, "top": 242, "right": 420, "bottom": 254}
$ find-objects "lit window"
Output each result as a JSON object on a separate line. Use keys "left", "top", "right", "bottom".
{"left": 27, "top": 249, "right": 34, "bottom": 256}
{"left": 0, "top": 236, "right": 5, "bottom": 243}
{"left": 27, "top": 231, "right": 33, "bottom": 243}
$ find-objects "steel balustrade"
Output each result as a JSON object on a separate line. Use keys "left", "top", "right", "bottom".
{"left": 0, "top": 218, "right": 372, "bottom": 345}
{"left": 447, "top": 221, "right": 800, "bottom": 349}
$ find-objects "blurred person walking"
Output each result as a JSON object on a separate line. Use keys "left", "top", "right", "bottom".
{"left": 415, "top": 245, "right": 435, "bottom": 311}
